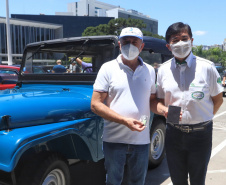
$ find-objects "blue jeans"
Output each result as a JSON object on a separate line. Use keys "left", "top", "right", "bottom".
{"left": 103, "top": 142, "right": 150, "bottom": 185}
{"left": 165, "top": 121, "right": 213, "bottom": 185}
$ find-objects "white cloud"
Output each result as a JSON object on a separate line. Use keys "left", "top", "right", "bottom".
{"left": 193, "top": 31, "right": 207, "bottom": 36}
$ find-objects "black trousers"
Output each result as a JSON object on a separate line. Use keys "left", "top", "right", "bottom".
{"left": 165, "top": 121, "right": 213, "bottom": 185}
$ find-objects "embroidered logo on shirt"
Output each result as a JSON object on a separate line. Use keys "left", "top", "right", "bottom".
{"left": 217, "top": 77, "right": 222, "bottom": 84}
{"left": 191, "top": 91, "right": 204, "bottom": 100}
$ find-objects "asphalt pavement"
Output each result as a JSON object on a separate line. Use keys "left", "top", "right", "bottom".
{"left": 145, "top": 97, "right": 226, "bottom": 185}
{"left": 70, "top": 97, "right": 226, "bottom": 185}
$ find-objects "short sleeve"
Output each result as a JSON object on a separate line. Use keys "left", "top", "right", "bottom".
{"left": 82, "top": 61, "right": 92, "bottom": 69}
{"left": 209, "top": 64, "right": 224, "bottom": 97}
{"left": 93, "top": 63, "right": 109, "bottom": 92}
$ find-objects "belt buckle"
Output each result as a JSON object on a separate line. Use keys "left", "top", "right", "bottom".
{"left": 181, "top": 126, "right": 191, "bottom": 133}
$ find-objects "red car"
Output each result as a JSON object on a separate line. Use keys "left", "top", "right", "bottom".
{"left": 0, "top": 65, "right": 20, "bottom": 90}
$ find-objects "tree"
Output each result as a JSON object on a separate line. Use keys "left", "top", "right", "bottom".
{"left": 192, "top": 46, "right": 226, "bottom": 67}
{"left": 82, "top": 18, "right": 165, "bottom": 39}
{"left": 142, "top": 30, "right": 165, "bottom": 40}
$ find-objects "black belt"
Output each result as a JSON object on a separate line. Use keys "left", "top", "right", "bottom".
{"left": 167, "top": 120, "right": 212, "bottom": 133}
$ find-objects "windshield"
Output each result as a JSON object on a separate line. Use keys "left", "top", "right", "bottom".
{"left": 24, "top": 51, "right": 97, "bottom": 74}
{"left": 23, "top": 39, "right": 116, "bottom": 75}
{"left": 0, "top": 69, "right": 18, "bottom": 82}
{"left": 140, "top": 51, "right": 162, "bottom": 65}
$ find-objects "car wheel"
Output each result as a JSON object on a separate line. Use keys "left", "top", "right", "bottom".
{"left": 148, "top": 117, "right": 166, "bottom": 169}
{"left": 32, "top": 154, "right": 70, "bottom": 185}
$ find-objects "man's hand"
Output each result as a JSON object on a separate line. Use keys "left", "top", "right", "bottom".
{"left": 123, "top": 118, "right": 146, "bottom": 132}
{"left": 162, "top": 107, "right": 168, "bottom": 119}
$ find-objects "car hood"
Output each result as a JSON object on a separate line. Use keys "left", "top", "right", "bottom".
{"left": 0, "top": 84, "right": 94, "bottom": 130}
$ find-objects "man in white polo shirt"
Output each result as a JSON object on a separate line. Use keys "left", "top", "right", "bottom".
{"left": 91, "top": 27, "right": 156, "bottom": 185}
{"left": 152, "top": 22, "right": 223, "bottom": 185}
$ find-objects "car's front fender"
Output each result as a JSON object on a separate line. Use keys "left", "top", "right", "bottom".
{"left": 0, "top": 118, "right": 98, "bottom": 172}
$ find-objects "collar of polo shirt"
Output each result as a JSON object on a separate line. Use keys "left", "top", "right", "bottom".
{"left": 173, "top": 52, "right": 194, "bottom": 68}
{"left": 176, "top": 59, "right": 187, "bottom": 65}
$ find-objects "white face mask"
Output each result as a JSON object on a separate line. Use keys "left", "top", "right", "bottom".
{"left": 170, "top": 40, "right": 192, "bottom": 59}
{"left": 121, "top": 44, "right": 140, "bottom": 60}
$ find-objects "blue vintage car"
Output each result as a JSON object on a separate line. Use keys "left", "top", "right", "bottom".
{"left": 0, "top": 35, "right": 172, "bottom": 185}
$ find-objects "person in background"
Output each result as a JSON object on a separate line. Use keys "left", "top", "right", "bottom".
{"left": 68, "top": 59, "right": 81, "bottom": 73}
{"left": 153, "top": 62, "right": 159, "bottom": 74}
{"left": 52, "top": 60, "right": 66, "bottom": 73}
{"left": 91, "top": 27, "right": 156, "bottom": 185}
{"left": 153, "top": 62, "right": 159, "bottom": 82}
{"left": 151, "top": 22, "right": 223, "bottom": 185}
{"left": 223, "top": 71, "right": 226, "bottom": 87}
{"left": 75, "top": 58, "right": 93, "bottom": 72}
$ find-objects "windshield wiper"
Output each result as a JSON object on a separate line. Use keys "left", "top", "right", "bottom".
{"left": 72, "top": 39, "right": 90, "bottom": 60}
{"left": 26, "top": 44, "right": 46, "bottom": 60}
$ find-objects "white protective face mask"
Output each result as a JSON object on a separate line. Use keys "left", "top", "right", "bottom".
{"left": 170, "top": 40, "right": 192, "bottom": 58}
{"left": 121, "top": 44, "right": 140, "bottom": 60}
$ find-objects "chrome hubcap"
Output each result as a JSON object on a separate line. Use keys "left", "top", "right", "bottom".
{"left": 151, "top": 129, "right": 165, "bottom": 160}
{"left": 42, "top": 169, "right": 66, "bottom": 185}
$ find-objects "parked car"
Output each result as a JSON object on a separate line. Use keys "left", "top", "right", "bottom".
{"left": 0, "top": 35, "right": 172, "bottom": 185}
{"left": 215, "top": 64, "right": 225, "bottom": 79}
{"left": 0, "top": 65, "right": 20, "bottom": 90}
{"left": 223, "top": 78, "right": 226, "bottom": 97}
{"left": 13, "top": 65, "right": 50, "bottom": 74}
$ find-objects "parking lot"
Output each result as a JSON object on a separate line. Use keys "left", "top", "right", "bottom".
{"left": 70, "top": 97, "right": 226, "bottom": 185}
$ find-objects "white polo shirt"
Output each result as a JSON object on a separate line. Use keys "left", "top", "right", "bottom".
{"left": 157, "top": 52, "right": 223, "bottom": 125}
{"left": 93, "top": 54, "right": 156, "bottom": 144}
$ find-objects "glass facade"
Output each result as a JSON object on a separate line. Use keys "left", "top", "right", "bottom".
{"left": 118, "top": 12, "right": 158, "bottom": 34}
{"left": 11, "top": 14, "right": 113, "bottom": 38}
{"left": 0, "top": 22, "right": 57, "bottom": 64}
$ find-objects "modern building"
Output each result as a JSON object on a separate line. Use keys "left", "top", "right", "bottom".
{"left": 210, "top": 44, "right": 223, "bottom": 50}
{"left": 202, "top": 45, "right": 211, "bottom": 50}
{"left": 55, "top": 0, "right": 158, "bottom": 34}
{"left": 223, "top": 38, "right": 226, "bottom": 51}
{"left": 11, "top": 14, "right": 113, "bottom": 38}
{"left": 56, "top": 0, "right": 118, "bottom": 17}
{"left": 106, "top": 8, "right": 158, "bottom": 34}
{"left": 3, "top": 0, "right": 159, "bottom": 64}
{"left": 0, "top": 17, "right": 63, "bottom": 64}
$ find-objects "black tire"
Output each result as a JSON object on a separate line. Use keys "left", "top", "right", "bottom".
{"left": 223, "top": 91, "right": 226, "bottom": 97}
{"left": 148, "top": 116, "right": 166, "bottom": 169}
{"left": 32, "top": 154, "right": 70, "bottom": 185}
{"left": 16, "top": 153, "right": 70, "bottom": 185}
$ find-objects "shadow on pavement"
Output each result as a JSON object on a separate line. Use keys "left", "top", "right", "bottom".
{"left": 70, "top": 159, "right": 106, "bottom": 185}
{"left": 70, "top": 157, "right": 170, "bottom": 185}
{"left": 145, "top": 158, "right": 171, "bottom": 185}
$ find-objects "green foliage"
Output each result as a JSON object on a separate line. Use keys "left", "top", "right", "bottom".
{"left": 82, "top": 18, "right": 165, "bottom": 39}
{"left": 192, "top": 46, "right": 226, "bottom": 67}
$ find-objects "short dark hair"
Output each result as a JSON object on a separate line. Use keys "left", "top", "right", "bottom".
{"left": 165, "top": 22, "right": 192, "bottom": 43}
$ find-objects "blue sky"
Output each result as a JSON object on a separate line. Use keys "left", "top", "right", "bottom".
{"left": 0, "top": 0, "right": 225, "bottom": 46}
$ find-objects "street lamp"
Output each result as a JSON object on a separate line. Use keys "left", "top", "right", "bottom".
{"left": 6, "top": 0, "right": 13, "bottom": 65}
